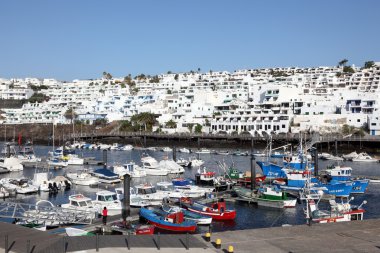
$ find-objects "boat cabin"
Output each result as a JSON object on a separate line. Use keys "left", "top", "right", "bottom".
{"left": 69, "top": 194, "right": 93, "bottom": 207}
{"left": 166, "top": 212, "right": 184, "bottom": 224}
{"left": 95, "top": 191, "right": 118, "bottom": 202}
{"left": 135, "top": 184, "right": 157, "bottom": 195}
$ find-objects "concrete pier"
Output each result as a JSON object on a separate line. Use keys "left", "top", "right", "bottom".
{"left": 1, "top": 219, "right": 380, "bottom": 252}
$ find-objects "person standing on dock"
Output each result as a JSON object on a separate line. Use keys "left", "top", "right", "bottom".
{"left": 102, "top": 207, "right": 108, "bottom": 225}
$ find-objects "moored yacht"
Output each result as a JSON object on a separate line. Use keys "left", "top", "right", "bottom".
{"left": 352, "top": 152, "right": 377, "bottom": 162}
{"left": 66, "top": 170, "right": 99, "bottom": 186}
{"left": 0, "top": 178, "right": 38, "bottom": 194}
{"left": 141, "top": 156, "right": 169, "bottom": 176}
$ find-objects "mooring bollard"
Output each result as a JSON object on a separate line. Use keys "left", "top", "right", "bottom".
{"left": 157, "top": 232, "right": 161, "bottom": 250}
{"left": 228, "top": 245, "right": 234, "bottom": 253}
{"left": 185, "top": 232, "right": 189, "bottom": 250}
{"left": 26, "top": 240, "right": 30, "bottom": 253}
{"left": 5, "top": 234, "right": 8, "bottom": 253}
{"left": 205, "top": 232, "right": 211, "bottom": 242}
{"left": 215, "top": 238, "right": 221, "bottom": 249}
{"left": 96, "top": 234, "right": 99, "bottom": 252}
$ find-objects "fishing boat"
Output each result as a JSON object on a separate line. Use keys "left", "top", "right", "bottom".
{"left": 0, "top": 178, "right": 38, "bottom": 194}
{"left": 133, "top": 184, "right": 170, "bottom": 204}
{"left": 140, "top": 207, "right": 197, "bottom": 232}
{"left": 195, "top": 167, "right": 216, "bottom": 187}
{"left": 181, "top": 198, "right": 236, "bottom": 221}
{"left": 352, "top": 152, "right": 378, "bottom": 162}
{"left": 161, "top": 205, "right": 212, "bottom": 225}
{"left": 323, "top": 166, "right": 369, "bottom": 194}
{"left": 114, "top": 187, "right": 152, "bottom": 207}
{"left": 92, "top": 190, "right": 123, "bottom": 216}
{"left": 61, "top": 194, "right": 97, "bottom": 218}
{"left": 113, "top": 162, "right": 147, "bottom": 178}
{"left": 256, "top": 161, "right": 287, "bottom": 179}
{"left": 66, "top": 170, "right": 99, "bottom": 186}
{"left": 178, "top": 148, "right": 190, "bottom": 153}
{"left": 305, "top": 196, "right": 366, "bottom": 223}
{"left": 91, "top": 168, "right": 121, "bottom": 184}
{"left": 256, "top": 185, "right": 297, "bottom": 208}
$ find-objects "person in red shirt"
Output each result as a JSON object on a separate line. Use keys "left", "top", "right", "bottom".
{"left": 102, "top": 207, "right": 108, "bottom": 225}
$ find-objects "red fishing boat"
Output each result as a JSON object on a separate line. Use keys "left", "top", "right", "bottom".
{"left": 181, "top": 198, "right": 236, "bottom": 221}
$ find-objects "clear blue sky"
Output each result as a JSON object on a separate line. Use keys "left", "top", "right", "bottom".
{"left": 0, "top": 0, "right": 379, "bottom": 81}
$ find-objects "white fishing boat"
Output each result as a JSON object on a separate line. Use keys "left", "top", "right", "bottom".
{"left": 141, "top": 156, "right": 169, "bottom": 176}
{"left": 0, "top": 157, "right": 23, "bottom": 171}
{"left": 342, "top": 151, "right": 359, "bottom": 161}
{"left": 0, "top": 178, "right": 38, "bottom": 194}
{"left": 178, "top": 148, "right": 190, "bottom": 153}
{"left": 114, "top": 187, "right": 152, "bottom": 207}
{"left": 66, "top": 171, "right": 99, "bottom": 186}
{"left": 61, "top": 194, "right": 97, "bottom": 218}
{"left": 113, "top": 162, "right": 146, "bottom": 178}
{"left": 92, "top": 190, "right": 122, "bottom": 216}
{"left": 352, "top": 152, "right": 377, "bottom": 162}
{"left": 133, "top": 184, "right": 170, "bottom": 204}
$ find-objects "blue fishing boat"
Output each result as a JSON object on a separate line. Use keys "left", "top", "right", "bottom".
{"left": 139, "top": 207, "right": 197, "bottom": 232}
{"left": 324, "top": 166, "right": 369, "bottom": 194}
{"left": 314, "top": 180, "right": 353, "bottom": 197}
{"left": 256, "top": 161, "right": 286, "bottom": 179}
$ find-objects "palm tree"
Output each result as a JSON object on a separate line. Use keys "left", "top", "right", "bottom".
{"left": 338, "top": 59, "right": 348, "bottom": 67}
{"left": 165, "top": 120, "right": 177, "bottom": 129}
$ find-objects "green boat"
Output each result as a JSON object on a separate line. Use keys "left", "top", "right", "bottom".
{"left": 257, "top": 185, "right": 297, "bottom": 208}
{"left": 226, "top": 167, "right": 244, "bottom": 180}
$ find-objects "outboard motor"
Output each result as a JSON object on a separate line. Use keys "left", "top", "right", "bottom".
{"left": 52, "top": 182, "right": 59, "bottom": 194}
{"left": 64, "top": 180, "right": 71, "bottom": 190}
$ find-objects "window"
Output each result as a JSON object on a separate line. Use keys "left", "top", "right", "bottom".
{"left": 282, "top": 125, "right": 286, "bottom": 128}
{"left": 357, "top": 119, "right": 360, "bottom": 122}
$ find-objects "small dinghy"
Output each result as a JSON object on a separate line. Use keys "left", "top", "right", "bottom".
{"left": 140, "top": 207, "right": 197, "bottom": 232}
{"left": 65, "top": 227, "right": 94, "bottom": 236}
{"left": 181, "top": 198, "right": 236, "bottom": 221}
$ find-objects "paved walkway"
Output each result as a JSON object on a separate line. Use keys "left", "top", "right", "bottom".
{"left": 197, "top": 219, "right": 380, "bottom": 253}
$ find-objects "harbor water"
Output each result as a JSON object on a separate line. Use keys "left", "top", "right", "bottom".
{"left": 1, "top": 144, "right": 380, "bottom": 233}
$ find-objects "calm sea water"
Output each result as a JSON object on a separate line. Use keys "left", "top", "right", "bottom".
{"left": 1, "top": 143, "right": 379, "bottom": 233}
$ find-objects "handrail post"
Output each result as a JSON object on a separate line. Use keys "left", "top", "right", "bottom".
{"left": 5, "top": 234, "right": 8, "bottom": 253}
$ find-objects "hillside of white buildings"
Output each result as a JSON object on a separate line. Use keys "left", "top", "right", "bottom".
{"left": 1, "top": 61, "right": 380, "bottom": 136}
